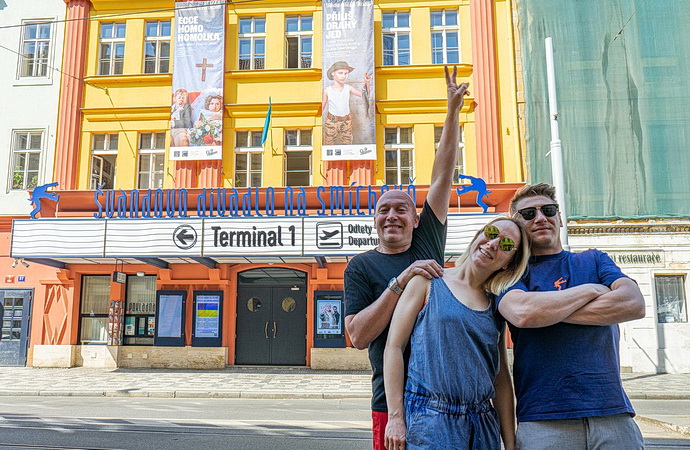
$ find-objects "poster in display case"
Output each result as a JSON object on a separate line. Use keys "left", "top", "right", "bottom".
{"left": 154, "top": 290, "right": 186, "bottom": 346}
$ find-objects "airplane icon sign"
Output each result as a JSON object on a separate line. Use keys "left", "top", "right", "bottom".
{"left": 316, "top": 222, "right": 343, "bottom": 249}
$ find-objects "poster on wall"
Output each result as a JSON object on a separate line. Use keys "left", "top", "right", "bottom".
{"left": 195, "top": 294, "right": 220, "bottom": 338}
{"left": 170, "top": 0, "right": 226, "bottom": 161}
{"left": 321, "top": 0, "right": 376, "bottom": 161}
{"left": 158, "top": 293, "right": 184, "bottom": 338}
{"left": 316, "top": 298, "right": 342, "bottom": 335}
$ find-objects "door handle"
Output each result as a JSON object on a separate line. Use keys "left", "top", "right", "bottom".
{"left": 273, "top": 321, "right": 277, "bottom": 338}
{"left": 264, "top": 322, "right": 269, "bottom": 339}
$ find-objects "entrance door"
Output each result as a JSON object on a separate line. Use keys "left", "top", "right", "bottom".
{"left": 235, "top": 269, "right": 307, "bottom": 366}
{"left": 0, "top": 290, "right": 32, "bottom": 366}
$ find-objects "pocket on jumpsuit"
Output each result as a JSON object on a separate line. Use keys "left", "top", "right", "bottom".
{"left": 405, "top": 404, "right": 440, "bottom": 448}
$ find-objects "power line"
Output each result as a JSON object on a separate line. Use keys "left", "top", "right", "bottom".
{"left": 0, "top": 43, "right": 106, "bottom": 91}
{"left": 0, "top": 0, "right": 270, "bottom": 31}
{"left": 0, "top": 0, "right": 275, "bottom": 92}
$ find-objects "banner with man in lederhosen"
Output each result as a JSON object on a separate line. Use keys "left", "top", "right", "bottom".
{"left": 321, "top": 0, "right": 376, "bottom": 161}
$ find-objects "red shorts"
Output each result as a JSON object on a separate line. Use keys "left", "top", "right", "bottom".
{"left": 372, "top": 410, "right": 388, "bottom": 450}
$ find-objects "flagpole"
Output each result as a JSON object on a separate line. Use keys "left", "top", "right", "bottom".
{"left": 545, "top": 37, "right": 569, "bottom": 250}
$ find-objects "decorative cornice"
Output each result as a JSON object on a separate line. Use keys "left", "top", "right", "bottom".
{"left": 82, "top": 105, "right": 170, "bottom": 122}
{"left": 227, "top": 68, "right": 321, "bottom": 81}
{"left": 376, "top": 97, "right": 475, "bottom": 115}
{"left": 229, "top": 102, "right": 321, "bottom": 118}
{"left": 569, "top": 221, "right": 690, "bottom": 235}
{"left": 83, "top": 73, "right": 172, "bottom": 88}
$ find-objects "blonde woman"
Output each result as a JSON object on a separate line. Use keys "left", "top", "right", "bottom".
{"left": 384, "top": 217, "right": 530, "bottom": 450}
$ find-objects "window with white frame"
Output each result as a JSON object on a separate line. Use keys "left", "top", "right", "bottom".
{"left": 382, "top": 12, "right": 410, "bottom": 66}
{"left": 430, "top": 9, "right": 459, "bottom": 65}
{"left": 10, "top": 131, "right": 43, "bottom": 190}
{"left": 138, "top": 132, "right": 166, "bottom": 189}
{"left": 18, "top": 21, "right": 51, "bottom": 78}
{"left": 91, "top": 134, "right": 118, "bottom": 189}
{"left": 235, "top": 130, "right": 263, "bottom": 187}
{"left": 434, "top": 125, "right": 465, "bottom": 183}
{"left": 286, "top": 15, "right": 313, "bottom": 69}
{"left": 144, "top": 20, "right": 171, "bottom": 74}
{"left": 384, "top": 127, "right": 414, "bottom": 185}
{"left": 80, "top": 275, "right": 110, "bottom": 344}
{"left": 239, "top": 17, "right": 266, "bottom": 70}
{"left": 99, "top": 22, "right": 126, "bottom": 75}
{"left": 284, "top": 129, "right": 312, "bottom": 186}
{"left": 655, "top": 275, "right": 688, "bottom": 323}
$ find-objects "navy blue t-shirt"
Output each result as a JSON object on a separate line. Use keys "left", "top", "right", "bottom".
{"left": 497, "top": 250, "right": 636, "bottom": 422}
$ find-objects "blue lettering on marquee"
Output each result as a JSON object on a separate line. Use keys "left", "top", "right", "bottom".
{"left": 86, "top": 185, "right": 427, "bottom": 219}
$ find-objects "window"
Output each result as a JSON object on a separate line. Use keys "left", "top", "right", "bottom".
{"left": 286, "top": 15, "right": 313, "bottom": 68}
{"left": 91, "top": 134, "right": 118, "bottom": 189}
{"left": 239, "top": 17, "right": 265, "bottom": 70}
{"left": 80, "top": 275, "right": 110, "bottom": 344}
{"left": 144, "top": 20, "right": 171, "bottom": 73}
{"left": 1, "top": 292, "right": 26, "bottom": 341}
{"left": 99, "top": 22, "right": 126, "bottom": 75}
{"left": 124, "top": 275, "right": 157, "bottom": 345}
{"left": 655, "top": 275, "right": 688, "bottom": 323}
{"left": 10, "top": 131, "right": 42, "bottom": 190}
{"left": 382, "top": 12, "right": 410, "bottom": 66}
{"left": 431, "top": 9, "right": 459, "bottom": 64}
{"left": 138, "top": 132, "right": 166, "bottom": 189}
{"left": 18, "top": 21, "right": 51, "bottom": 77}
{"left": 384, "top": 127, "right": 414, "bottom": 185}
{"left": 434, "top": 125, "right": 465, "bottom": 182}
{"left": 235, "top": 131, "right": 263, "bottom": 187}
{"left": 284, "top": 129, "right": 312, "bottom": 186}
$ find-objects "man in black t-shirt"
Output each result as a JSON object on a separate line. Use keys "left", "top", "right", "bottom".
{"left": 344, "top": 66, "right": 469, "bottom": 450}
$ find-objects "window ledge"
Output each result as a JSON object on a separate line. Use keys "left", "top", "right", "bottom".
{"left": 13, "top": 77, "right": 54, "bottom": 87}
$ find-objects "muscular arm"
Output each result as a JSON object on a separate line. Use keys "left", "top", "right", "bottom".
{"left": 383, "top": 276, "right": 429, "bottom": 450}
{"left": 426, "top": 66, "right": 469, "bottom": 224}
{"left": 345, "top": 287, "right": 399, "bottom": 350}
{"left": 346, "top": 260, "right": 444, "bottom": 349}
{"left": 563, "top": 277, "right": 646, "bottom": 326}
{"left": 492, "top": 328, "right": 515, "bottom": 450}
{"left": 498, "top": 283, "right": 611, "bottom": 328}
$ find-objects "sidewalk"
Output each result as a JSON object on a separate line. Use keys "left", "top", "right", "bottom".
{"left": 0, "top": 367, "right": 687, "bottom": 436}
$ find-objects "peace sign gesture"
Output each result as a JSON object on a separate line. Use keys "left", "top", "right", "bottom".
{"left": 445, "top": 65, "right": 470, "bottom": 111}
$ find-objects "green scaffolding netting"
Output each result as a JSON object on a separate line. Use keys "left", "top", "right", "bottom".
{"left": 516, "top": 0, "right": 690, "bottom": 218}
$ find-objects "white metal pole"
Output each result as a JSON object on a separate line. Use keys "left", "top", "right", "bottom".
{"left": 545, "top": 37, "right": 569, "bottom": 250}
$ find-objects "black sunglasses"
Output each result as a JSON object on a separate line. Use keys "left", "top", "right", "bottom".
{"left": 516, "top": 204, "right": 559, "bottom": 221}
{"left": 483, "top": 225, "right": 516, "bottom": 252}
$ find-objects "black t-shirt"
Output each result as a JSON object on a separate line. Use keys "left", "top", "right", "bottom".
{"left": 344, "top": 201, "right": 446, "bottom": 412}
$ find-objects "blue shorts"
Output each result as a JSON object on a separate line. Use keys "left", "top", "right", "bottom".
{"left": 405, "top": 391, "right": 501, "bottom": 449}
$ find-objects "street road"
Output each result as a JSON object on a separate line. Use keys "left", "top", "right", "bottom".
{"left": 0, "top": 397, "right": 686, "bottom": 449}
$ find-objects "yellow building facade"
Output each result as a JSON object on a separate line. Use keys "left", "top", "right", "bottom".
{"left": 65, "top": 0, "right": 522, "bottom": 191}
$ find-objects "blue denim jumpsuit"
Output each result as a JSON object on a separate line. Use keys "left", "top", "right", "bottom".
{"left": 404, "top": 277, "right": 503, "bottom": 449}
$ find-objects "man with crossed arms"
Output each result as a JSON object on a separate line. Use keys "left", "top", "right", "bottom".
{"left": 498, "top": 183, "right": 646, "bottom": 449}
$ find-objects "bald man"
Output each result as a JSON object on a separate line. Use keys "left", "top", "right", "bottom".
{"left": 344, "top": 66, "right": 469, "bottom": 450}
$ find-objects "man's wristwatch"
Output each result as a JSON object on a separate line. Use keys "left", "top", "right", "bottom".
{"left": 388, "top": 277, "right": 403, "bottom": 295}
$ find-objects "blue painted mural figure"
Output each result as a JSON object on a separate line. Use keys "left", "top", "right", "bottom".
{"left": 29, "top": 182, "right": 60, "bottom": 219}
{"left": 456, "top": 174, "right": 491, "bottom": 213}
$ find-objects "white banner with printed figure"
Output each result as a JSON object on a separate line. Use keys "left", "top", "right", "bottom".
{"left": 170, "top": 0, "right": 225, "bottom": 161}
{"left": 321, "top": 0, "right": 376, "bottom": 161}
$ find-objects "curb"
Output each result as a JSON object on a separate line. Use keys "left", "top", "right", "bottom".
{"left": 637, "top": 415, "right": 690, "bottom": 437}
{"left": 627, "top": 392, "right": 690, "bottom": 400}
{"left": 0, "top": 389, "right": 372, "bottom": 399}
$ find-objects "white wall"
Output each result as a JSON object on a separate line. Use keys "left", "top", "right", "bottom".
{"left": 0, "top": 0, "right": 65, "bottom": 216}
{"left": 570, "top": 226, "right": 690, "bottom": 373}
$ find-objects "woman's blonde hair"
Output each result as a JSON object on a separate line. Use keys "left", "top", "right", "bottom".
{"left": 455, "top": 217, "right": 531, "bottom": 295}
